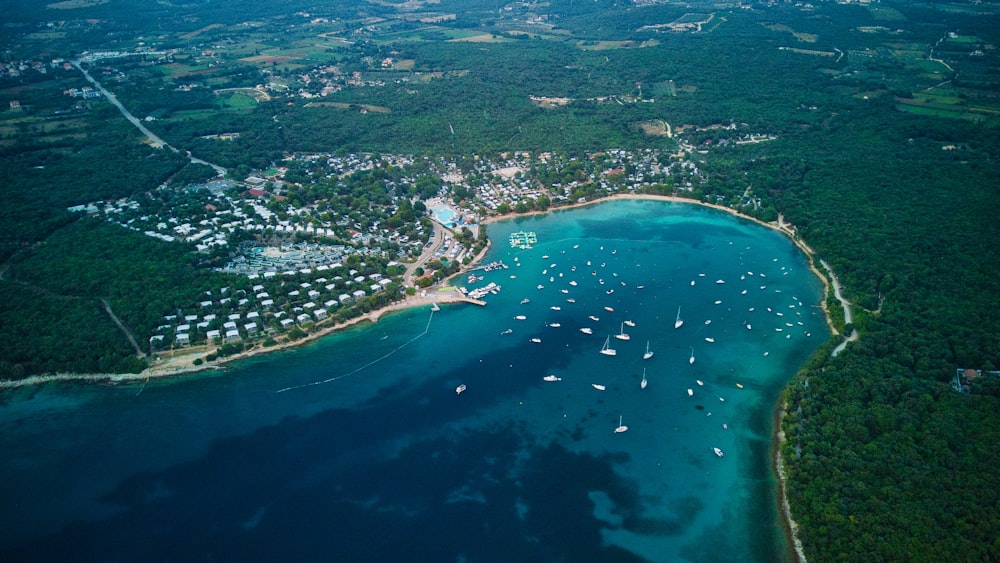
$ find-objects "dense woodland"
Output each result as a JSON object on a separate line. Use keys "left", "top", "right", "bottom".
{"left": 1, "top": 0, "right": 999, "bottom": 560}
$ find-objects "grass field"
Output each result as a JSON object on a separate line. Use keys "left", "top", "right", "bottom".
{"left": 220, "top": 93, "right": 258, "bottom": 110}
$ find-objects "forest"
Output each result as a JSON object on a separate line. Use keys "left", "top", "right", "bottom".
{"left": 1, "top": 0, "right": 999, "bottom": 560}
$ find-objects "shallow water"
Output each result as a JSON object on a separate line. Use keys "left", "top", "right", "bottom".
{"left": 0, "top": 200, "right": 827, "bottom": 562}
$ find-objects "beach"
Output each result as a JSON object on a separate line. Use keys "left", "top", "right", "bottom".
{"left": 0, "top": 196, "right": 830, "bottom": 561}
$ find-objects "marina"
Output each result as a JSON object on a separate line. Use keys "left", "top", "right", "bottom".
{"left": 0, "top": 199, "right": 829, "bottom": 563}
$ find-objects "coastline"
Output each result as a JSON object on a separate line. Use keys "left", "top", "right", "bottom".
{"left": 774, "top": 400, "right": 809, "bottom": 563}
{"left": 0, "top": 287, "right": 476, "bottom": 390}
{"left": 0, "top": 193, "right": 829, "bottom": 561}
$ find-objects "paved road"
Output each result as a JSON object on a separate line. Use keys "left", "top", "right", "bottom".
{"left": 405, "top": 220, "right": 450, "bottom": 281}
{"left": 72, "top": 60, "right": 228, "bottom": 176}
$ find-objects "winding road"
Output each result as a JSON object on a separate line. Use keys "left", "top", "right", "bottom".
{"left": 820, "top": 259, "right": 858, "bottom": 357}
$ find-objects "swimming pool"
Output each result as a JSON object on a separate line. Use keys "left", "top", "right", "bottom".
{"left": 431, "top": 206, "right": 456, "bottom": 226}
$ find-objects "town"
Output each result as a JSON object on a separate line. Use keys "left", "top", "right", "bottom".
{"left": 71, "top": 145, "right": 742, "bottom": 355}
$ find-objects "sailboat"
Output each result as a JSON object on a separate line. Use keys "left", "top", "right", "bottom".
{"left": 689, "top": 348, "right": 695, "bottom": 365}
{"left": 600, "top": 335, "right": 617, "bottom": 356}
{"left": 614, "top": 415, "right": 628, "bottom": 433}
{"left": 643, "top": 340, "right": 653, "bottom": 360}
{"left": 614, "top": 322, "right": 630, "bottom": 341}
{"left": 674, "top": 306, "right": 684, "bottom": 329}
{"left": 640, "top": 368, "right": 648, "bottom": 389}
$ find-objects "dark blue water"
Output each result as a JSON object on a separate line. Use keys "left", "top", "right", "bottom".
{"left": 0, "top": 200, "right": 827, "bottom": 562}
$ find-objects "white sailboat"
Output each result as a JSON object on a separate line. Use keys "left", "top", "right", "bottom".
{"left": 640, "top": 368, "right": 648, "bottom": 389}
{"left": 674, "top": 306, "right": 684, "bottom": 329}
{"left": 600, "top": 335, "right": 617, "bottom": 356}
{"left": 614, "top": 322, "right": 630, "bottom": 341}
{"left": 689, "top": 348, "right": 695, "bottom": 365}
{"left": 614, "top": 415, "right": 628, "bottom": 433}
{"left": 643, "top": 341, "right": 653, "bottom": 360}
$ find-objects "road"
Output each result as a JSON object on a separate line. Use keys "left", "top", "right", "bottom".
{"left": 821, "top": 259, "right": 859, "bottom": 357}
{"left": 405, "top": 220, "right": 450, "bottom": 281}
{"left": 72, "top": 60, "right": 227, "bottom": 176}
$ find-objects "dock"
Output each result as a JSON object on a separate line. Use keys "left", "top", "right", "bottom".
{"left": 509, "top": 231, "right": 537, "bottom": 249}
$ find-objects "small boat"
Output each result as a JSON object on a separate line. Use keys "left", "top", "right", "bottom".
{"left": 580, "top": 327, "right": 593, "bottom": 335}
{"left": 566, "top": 298, "right": 576, "bottom": 303}
{"left": 674, "top": 306, "right": 684, "bottom": 329}
{"left": 569, "top": 280, "right": 578, "bottom": 286}
{"left": 687, "top": 388, "right": 694, "bottom": 396}
{"left": 530, "top": 337, "right": 542, "bottom": 343}
{"left": 614, "top": 322, "right": 630, "bottom": 341}
{"left": 736, "top": 383, "right": 744, "bottom": 389}
{"left": 599, "top": 335, "right": 617, "bottom": 356}
{"left": 500, "top": 328, "right": 513, "bottom": 335}
{"left": 543, "top": 375, "right": 561, "bottom": 382}
{"left": 515, "top": 315, "right": 527, "bottom": 320}
{"left": 537, "top": 284, "right": 544, "bottom": 290}
{"left": 714, "top": 447, "right": 724, "bottom": 457}
{"left": 714, "top": 300, "right": 722, "bottom": 305}
{"left": 643, "top": 341, "right": 653, "bottom": 360}
{"left": 640, "top": 368, "right": 648, "bottom": 389}
{"left": 624, "top": 320, "right": 636, "bottom": 327}
{"left": 705, "top": 337, "right": 715, "bottom": 343}
{"left": 592, "top": 383, "right": 606, "bottom": 391}
{"left": 520, "top": 298, "right": 530, "bottom": 304}
{"left": 456, "top": 384, "right": 467, "bottom": 395}
{"left": 689, "top": 348, "right": 695, "bottom": 365}
{"left": 548, "top": 323, "right": 561, "bottom": 328}
{"left": 550, "top": 306, "right": 561, "bottom": 311}
{"left": 588, "top": 315, "right": 600, "bottom": 322}
{"left": 604, "top": 306, "right": 615, "bottom": 313}
{"left": 614, "top": 415, "right": 628, "bottom": 433}
{"left": 696, "top": 380, "right": 704, "bottom": 386}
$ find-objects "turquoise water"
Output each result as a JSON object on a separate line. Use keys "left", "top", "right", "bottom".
{"left": 432, "top": 205, "right": 457, "bottom": 226}
{"left": 0, "top": 200, "right": 827, "bottom": 561}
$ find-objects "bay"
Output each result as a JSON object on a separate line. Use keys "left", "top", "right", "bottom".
{"left": 0, "top": 199, "right": 828, "bottom": 561}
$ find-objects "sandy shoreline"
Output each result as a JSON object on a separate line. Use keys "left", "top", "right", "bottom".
{"left": 1, "top": 193, "right": 826, "bottom": 561}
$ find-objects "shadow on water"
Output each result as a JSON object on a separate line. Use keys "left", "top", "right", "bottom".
{"left": 1, "top": 346, "right": 658, "bottom": 562}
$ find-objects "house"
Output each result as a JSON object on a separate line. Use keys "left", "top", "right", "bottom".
{"left": 225, "top": 330, "right": 241, "bottom": 341}
{"left": 175, "top": 333, "right": 190, "bottom": 344}
{"left": 280, "top": 318, "right": 295, "bottom": 328}
{"left": 244, "top": 322, "right": 258, "bottom": 335}
{"left": 206, "top": 330, "right": 221, "bottom": 340}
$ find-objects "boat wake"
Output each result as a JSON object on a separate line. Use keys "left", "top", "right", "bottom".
{"left": 276, "top": 309, "right": 437, "bottom": 393}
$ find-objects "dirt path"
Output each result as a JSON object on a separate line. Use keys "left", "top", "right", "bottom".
{"left": 819, "top": 259, "right": 858, "bottom": 356}
{"left": 101, "top": 298, "right": 144, "bottom": 356}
